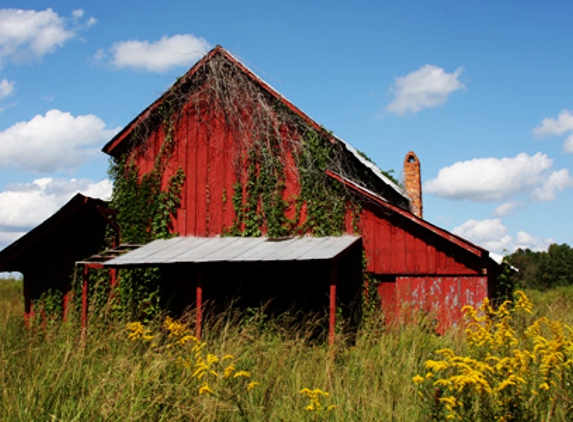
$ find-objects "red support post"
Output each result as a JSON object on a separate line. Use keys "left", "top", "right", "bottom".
{"left": 110, "top": 268, "right": 118, "bottom": 288}
{"left": 195, "top": 266, "right": 203, "bottom": 340}
{"left": 82, "top": 265, "right": 89, "bottom": 329}
{"left": 329, "top": 262, "right": 338, "bottom": 345}
{"left": 62, "top": 289, "right": 71, "bottom": 323}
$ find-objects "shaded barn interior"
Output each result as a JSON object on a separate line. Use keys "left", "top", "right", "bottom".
{"left": 102, "top": 235, "right": 363, "bottom": 341}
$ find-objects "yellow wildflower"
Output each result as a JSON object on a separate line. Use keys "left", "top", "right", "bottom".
{"left": 247, "top": 381, "right": 260, "bottom": 391}
{"left": 223, "top": 363, "right": 236, "bottom": 378}
{"left": 198, "top": 382, "right": 214, "bottom": 395}
{"left": 206, "top": 354, "right": 220, "bottom": 364}
{"left": 233, "top": 370, "right": 251, "bottom": 378}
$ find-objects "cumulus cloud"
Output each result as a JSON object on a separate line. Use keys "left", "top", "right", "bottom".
{"left": 531, "top": 168, "right": 573, "bottom": 201}
{"left": 0, "top": 8, "right": 94, "bottom": 67}
{"left": 425, "top": 152, "right": 573, "bottom": 202}
{"left": 514, "top": 231, "right": 554, "bottom": 252}
{"left": 97, "top": 34, "right": 210, "bottom": 73}
{"left": 0, "top": 177, "right": 111, "bottom": 240}
{"left": 565, "top": 134, "right": 573, "bottom": 153}
{"left": 0, "top": 109, "right": 119, "bottom": 173}
{"left": 493, "top": 201, "right": 520, "bottom": 218}
{"left": 533, "top": 109, "right": 573, "bottom": 137}
{"left": 0, "top": 78, "right": 14, "bottom": 99}
{"left": 452, "top": 218, "right": 554, "bottom": 254}
{"left": 453, "top": 218, "right": 512, "bottom": 252}
{"left": 533, "top": 109, "right": 573, "bottom": 153}
{"left": 386, "top": 64, "right": 465, "bottom": 115}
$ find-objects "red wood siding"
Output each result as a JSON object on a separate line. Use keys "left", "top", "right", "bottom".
{"left": 378, "top": 275, "right": 488, "bottom": 331}
{"left": 358, "top": 203, "right": 485, "bottom": 277}
{"left": 112, "top": 47, "right": 496, "bottom": 330}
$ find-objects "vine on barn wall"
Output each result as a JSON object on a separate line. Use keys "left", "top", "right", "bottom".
{"left": 91, "top": 52, "right": 399, "bottom": 321}
{"left": 228, "top": 128, "right": 355, "bottom": 239}
{"left": 104, "top": 99, "right": 185, "bottom": 320}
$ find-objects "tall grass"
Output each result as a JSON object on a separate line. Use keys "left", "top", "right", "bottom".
{"left": 1, "top": 280, "right": 572, "bottom": 421}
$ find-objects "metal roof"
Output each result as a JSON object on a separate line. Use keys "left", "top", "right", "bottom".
{"left": 103, "top": 235, "right": 361, "bottom": 267}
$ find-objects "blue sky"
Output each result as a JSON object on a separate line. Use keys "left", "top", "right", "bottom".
{"left": 1, "top": 0, "right": 572, "bottom": 256}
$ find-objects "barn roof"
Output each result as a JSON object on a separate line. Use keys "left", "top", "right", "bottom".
{"left": 102, "top": 235, "right": 360, "bottom": 267}
{"left": 101, "top": 45, "right": 409, "bottom": 205}
{"left": 0, "top": 194, "right": 108, "bottom": 272}
{"left": 326, "top": 170, "right": 490, "bottom": 259}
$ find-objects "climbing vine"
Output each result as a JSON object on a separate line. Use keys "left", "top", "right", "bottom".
{"left": 102, "top": 92, "right": 186, "bottom": 320}
{"left": 94, "top": 50, "right": 400, "bottom": 321}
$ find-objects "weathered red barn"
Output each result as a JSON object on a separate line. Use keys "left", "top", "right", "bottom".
{"left": 99, "top": 46, "right": 500, "bottom": 332}
{"left": 0, "top": 46, "right": 501, "bottom": 337}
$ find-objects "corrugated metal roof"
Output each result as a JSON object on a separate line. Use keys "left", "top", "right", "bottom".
{"left": 103, "top": 235, "right": 360, "bottom": 267}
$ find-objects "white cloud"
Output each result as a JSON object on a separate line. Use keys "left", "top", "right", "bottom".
{"left": 453, "top": 218, "right": 512, "bottom": 252}
{"left": 493, "top": 201, "right": 520, "bottom": 218}
{"left": 565, "top": 134, "right": 573, "bottom": 153}
{"left": 0, "top": 8, "right": 94, "bottom": 67}
{"left": 452, "top": 218, "right": 554, "bottom": 254}
{"left": 514, "top": 231, "right": 554, "bottom": 252}
{"left": 102, "top": 34, "right": 210, "bottom": 73}
{"left": 533, "top": 109, "right": 573, "bottom": 137}
{"left": 0, "top": 109, "right": 119, "bottom": 173}
{"left": 0, "top": 78, "right": 14, "bottom": 99}
{"left": 533, "top": 109, "right": 573, "bottom": 153}
{"left": 0, "top": 231, "right": 25, "bottom": 247}
{"left": 386, "top": 64, "right": 465, "bottom": 115}
{"left": 0, "top": 177, "right": 112, "bottom": 234}
{"left": 531, "top": 168, "right": 573, "bottom": 201}
{"left": 425, "top": 152, "right": 572, "bottom": 202}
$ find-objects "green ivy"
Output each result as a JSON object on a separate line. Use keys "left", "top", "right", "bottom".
{"left": 230, "top": 137, "right": 291, "bottom": 238}
{"left": 229, "top": 129, "right": 355, "bottom": 239}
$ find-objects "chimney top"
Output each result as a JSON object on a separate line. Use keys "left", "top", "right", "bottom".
{"left": 403, "top": 151, "right": 423, "bottom": 218}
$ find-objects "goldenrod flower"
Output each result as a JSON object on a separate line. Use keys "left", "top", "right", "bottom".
{"left": 247, "top": 381, "right": 260, "bottom": 391}
{"left": 206, "top": 354, "right": 219, "bottom": 364}
{"left": 233, "top": 370, "right": 251, "bottom": 378}
{"left": 198, "top": 382, "right": 214, "bottom": 395}
{"left": 223, "top": 363, "right": 236, "bottom": 378}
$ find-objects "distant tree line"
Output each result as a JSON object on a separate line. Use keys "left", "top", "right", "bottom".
{"left": 504, "top": 243, "right": 573, "bottom": 290}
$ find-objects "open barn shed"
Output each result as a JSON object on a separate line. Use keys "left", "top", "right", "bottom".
{"left": 0, "top": 194, "right": 110, "bottom": 321}
{"left": 0, "top": 46, "right": 502, "bottom": 337}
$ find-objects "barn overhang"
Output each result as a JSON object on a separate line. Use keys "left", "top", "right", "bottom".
{"left": 101, "top": 235, "right": 360, "bottom": 267}
{"left": 92, "top": 235, "right": 362, "bottom": 344}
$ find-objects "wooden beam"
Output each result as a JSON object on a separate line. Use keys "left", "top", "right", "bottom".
{"left": 196, "top": 266, "right": 203, "bottom": 340}
{"left": 82, "top": 265, "right": 89, "bottom": 329}
{"left": 329, "top": 262, "right": 338, "bottom": 345}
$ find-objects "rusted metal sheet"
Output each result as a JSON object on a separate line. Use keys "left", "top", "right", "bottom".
{"left": 103, "top": 235, "right": 360, "bottom": 267}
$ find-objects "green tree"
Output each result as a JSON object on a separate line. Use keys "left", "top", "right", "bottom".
{"left": 538, "top": 243, "right": 573, "bottom": 288}
{"left": 505, "top": 243, "right": 573, "bottom": 290}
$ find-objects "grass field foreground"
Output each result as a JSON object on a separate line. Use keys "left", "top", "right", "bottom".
{"left": 2, "top": 279, "right": 573, "bottom": 421}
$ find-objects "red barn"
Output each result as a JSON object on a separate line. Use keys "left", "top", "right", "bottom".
{"left": 0, "top": 46, "right": 501, "bottom": 337}
{"left": 100, "top": 46, "right": 500, "bottom": 333}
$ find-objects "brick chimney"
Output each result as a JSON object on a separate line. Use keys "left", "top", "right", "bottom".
{"left": 403, "top": 151, "right": 423, "bottom": 218}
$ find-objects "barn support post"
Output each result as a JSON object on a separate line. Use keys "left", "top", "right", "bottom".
{"left": 23, "top": 273, "right": 33, "bottom": 328}
{"left": 81, "top": 265, "right": 89, "bottom": 329}
{"left": 110, "top": 268, "right": 118, "bottom": 288}
{"left": 62, "top": 287, "right": 72, "bottom": 323}
{"left": 195, "top": 265, "right": 203, "bottom": 340}
{"left": 329, "top": 261, "right": 338, "bottom": 345}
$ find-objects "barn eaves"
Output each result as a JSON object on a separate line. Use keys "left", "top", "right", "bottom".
{"left": 80, "top": 235, "right": 362, "bottom": 344}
